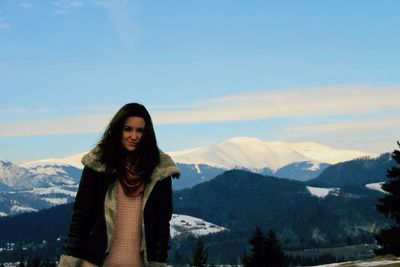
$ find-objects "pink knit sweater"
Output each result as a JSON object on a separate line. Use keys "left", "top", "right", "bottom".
{"left": 102, "top": 181, "right": 144, "bottom": 267}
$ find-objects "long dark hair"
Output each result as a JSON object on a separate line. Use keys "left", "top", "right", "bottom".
{"left": 98, "top": 103, "right": 160, "bottom": 184}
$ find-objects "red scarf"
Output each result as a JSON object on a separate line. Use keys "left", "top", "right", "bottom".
{"left": 119, "top": 161, "right": 145, "bottom": 197}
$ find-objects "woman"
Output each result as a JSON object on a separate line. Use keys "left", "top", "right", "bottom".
{"left": 58, "top": 103, "right": 180, "bottom": 267}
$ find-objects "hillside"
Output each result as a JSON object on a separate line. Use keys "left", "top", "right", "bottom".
{"left": 308, "top": 153, "right": 393, "bottom": 187}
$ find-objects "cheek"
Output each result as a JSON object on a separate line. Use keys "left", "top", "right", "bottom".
{"left": 122, "top": 131, "right": 130, "bottom": 141}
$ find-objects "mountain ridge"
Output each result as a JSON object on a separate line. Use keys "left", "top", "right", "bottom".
{"left": 21, "top": 136, "right": 377, "bottom": 172}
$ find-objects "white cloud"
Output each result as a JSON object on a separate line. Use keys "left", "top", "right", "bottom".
{"left": 152, "top": 85, "right": 400, "bottom": 123}
{"left": 93, "top": 0, "right": 139, "bottom": 50}
{"left": 0, "top": 85, "right": 399, "bottom": 140}
{"left": 0, "top": 11, "right": 10, "bottom": 29}
{"left": 0, "top": 22, "right": 10, "bottom": 29}
{"left": 0, "top": 114, "right": 112, "bottom": 137}
{"left": 52, "top": 0, "right": 82, "bottom": 14}
{"left": 0, "top": 105, "right": 116, "bottom": 115}
{"left": 286, "top": 116, "right": 400, "bottom": 136}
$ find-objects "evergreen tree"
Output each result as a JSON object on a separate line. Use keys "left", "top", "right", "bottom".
{"left": 19, "top": 253, "right": 26, "bottom": 267}
{"left": 192, "top": 238, "right": 208, "bottom": 267}
{"left": 264, "top": 230, "right": 285, "bottom": 267}
{"left": 27, "top": 256, "right": 41, "bottom": 267}
{"left": 242, "top": 226, "right": 286, "bottom": 267}
{"left": 242, "top": 226, "right": 265, "bottom": 267}
{"left": 375, "top": 142, "right": 400, "bottom": 256}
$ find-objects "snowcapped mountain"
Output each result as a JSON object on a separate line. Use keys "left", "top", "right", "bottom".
{"left": 169, "top": 137, "right": 374, "bottom": 172}
{"left": 0, "top": 160, "right": 80, "bottom": 190}
{"left": 0, "top": 159, "right": 31, "bottom": 188}
{"left": 274, "top": 161, "right": 331, "bottom": 181}
{"left": 0, "top": 159, "right": 80, "bottom": 216}
{"left": 3, "top": 137, "right": 377, "bottom": 191}
{"left": 21, "top": 152, "right": 87, "bottom": 169}
{"left": 0, "top": 137, "right": 380, "bottom": 216}
{"left": 20, "top": 137, "right": 375, "bottom": 177}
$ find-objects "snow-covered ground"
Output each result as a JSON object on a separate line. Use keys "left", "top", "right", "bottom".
{"left": 306, "top": 186, "right": 340, "bottom": 198}
{"left": 42, "top": 197, "right": 68, "bottom": 205}
{"left": 312, "top": 258, "right": 400, "bottom": 266}
{"left": 10, "top": 205, "right": 37, "bottom": 213}
{"left": 24, "top": 186, "right": 77, "bottom": 197}
{"left": 170, "top": 214, "right": 227, "bottom": 238}
{"left": 365, "top": 182, "right": 386, "bottom": 194}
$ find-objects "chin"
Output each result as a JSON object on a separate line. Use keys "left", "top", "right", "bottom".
{"left": 123, "top": 145, "right": 136, "bottom": 151}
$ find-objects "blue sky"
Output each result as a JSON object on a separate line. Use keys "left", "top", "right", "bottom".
{"left": 1, "top": 0, "right": 399, "bottom": 162}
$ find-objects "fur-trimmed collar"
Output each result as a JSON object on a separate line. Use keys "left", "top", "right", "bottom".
{"left": 81, "top": 146, "right": 180, "bottom": 181}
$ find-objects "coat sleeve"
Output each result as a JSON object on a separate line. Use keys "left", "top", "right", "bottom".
{"left": 153, "top": 176, "right": 173, "bottom": 262}
{"left": 62, "top": 166, "right": 98, "bottom": 258}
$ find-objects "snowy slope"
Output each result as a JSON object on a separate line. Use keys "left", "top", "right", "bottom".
{"left": 0, "top": 159, "right": 31, "bottom": 187}
{"left": 21, "top": 152, "right": 87, "bottom": 169}
{"left": 169, "top": 137, "right": 374, "bottom": 171}
{"left": 365, "top": 182, "right": 386, "bottom": 193}
{"left": 170, "top": 214, "right": 227, "bottom": 238}
{"left": 0, "top": 159, "right": 80, "bottom": 215}
{"left": 306, "top": 186, "right": 340, "bottom": 198}
{"left": 312, "top": 257, "right": 400, "bottom": 266}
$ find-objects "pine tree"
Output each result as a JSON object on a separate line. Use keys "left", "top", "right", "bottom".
{"left": 242, "top": 226, "right": 265, "bottom": 267}
{"left": 192, "top": 238, "right": 208, "bottom": 267}
{"left": 19, "top": 253, "right": 26, "bottom": 267}
{"left": 264, "top": 230, "right": 285, "bottom": 267}
{"left": 375, "top": 141, "right": 400, "bottom": 256}
{"left": 27, "top": 256, "right": 41, "bottom": 267}
{"left": 242, "top": 226, "right": 286, "bottom": 267}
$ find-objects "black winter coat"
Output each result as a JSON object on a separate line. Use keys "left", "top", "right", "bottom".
{"left": 60, "top": 148, "right": 180, "bottom": 266}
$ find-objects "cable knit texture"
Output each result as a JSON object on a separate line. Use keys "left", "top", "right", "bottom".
{"left": 103, "top": 182, "right": 143, "bottom": 267}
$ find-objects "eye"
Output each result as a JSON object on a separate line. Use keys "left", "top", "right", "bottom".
{"left": 123, "top": 126, "right": 133, "bottom": 131}
{"left": 138, "top": 127, "right": 145, "bottom": 133}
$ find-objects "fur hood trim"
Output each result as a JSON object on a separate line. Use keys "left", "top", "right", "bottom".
{"left": 81, "top": 146, "right": 180, "bottom": 181}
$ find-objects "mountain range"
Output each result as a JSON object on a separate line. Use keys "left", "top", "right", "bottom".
{"left": 0, "top": 150, "right": 394, "bottom": 263}
{"left": 0, "top": 137, "right": 377, "bottom": 216}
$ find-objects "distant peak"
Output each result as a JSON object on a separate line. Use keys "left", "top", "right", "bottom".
{"left": 0, "top": 159, "right": 13, "bottom": 166}
{"left": 222, "top": 136, "right": 265, "bottom": 143}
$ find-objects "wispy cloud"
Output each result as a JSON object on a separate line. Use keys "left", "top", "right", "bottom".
{"left": 18, "top": 2, "right": 33, "bottom": 9}
{"left": 0, "top": 105, "right": 118, "bottom": 115}
{"left": 285, "top": 116, "right": 400, "bottom": 137}
{"left": 52, "top": 0, "right": 82, "bottom": 14}
{"left": 0, "top": 85, "right": 399, "bottom": 138}
{"left": 152, "top": 85, "right": 400, "bottom": 123}
{"left": 0, "top": 11, "right": 10, "bottom": 29}
{"left": 93, "top": 0, "right": 139, "bottom": 50}
{"left": 0, "top": 22, "right": 10, "bottom": 29}
{"left": 0, "top": 114, "right": 112, "bottom": 137}
{"left": 0, "top": 108, "right": 50, "bottom": 115}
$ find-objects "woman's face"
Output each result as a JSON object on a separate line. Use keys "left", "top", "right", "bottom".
{"left": 121, "top": 116, "right": 145, "bottom": 151}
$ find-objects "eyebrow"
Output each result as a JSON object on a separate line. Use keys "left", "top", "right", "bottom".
{"left": 123, "top": 125, "right": 145, "bottom": 129}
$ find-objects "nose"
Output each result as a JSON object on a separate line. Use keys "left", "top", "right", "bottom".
{"left": 131, "top": 130, "right": 139, "bottom": 140}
